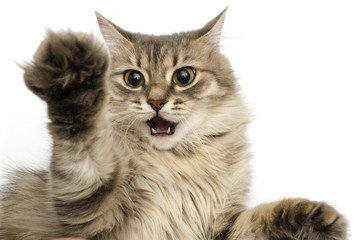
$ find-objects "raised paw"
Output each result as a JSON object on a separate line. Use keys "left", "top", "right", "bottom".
{"left": 23, "top": 30, "right": 109, "bottom": 137}
{"left": 24, "top": 30, "right": 108, "bottom": 104}
{"left": 272, "top": 199, "right": 347, "bottom": 240}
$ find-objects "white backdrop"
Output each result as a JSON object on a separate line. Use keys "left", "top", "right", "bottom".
{"left": 0, "top": 0, "right": 359, "bottom": 239}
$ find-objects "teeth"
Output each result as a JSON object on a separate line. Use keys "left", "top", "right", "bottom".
{"left": 150, "top": 126, "right": 173, "bottom": 135}
{"left": 151, "top": 128, "right": 157, "bottom": 134}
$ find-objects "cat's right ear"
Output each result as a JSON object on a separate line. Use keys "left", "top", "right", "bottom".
{"left": 95, "top": 12, "right": 133, "bottom": 52}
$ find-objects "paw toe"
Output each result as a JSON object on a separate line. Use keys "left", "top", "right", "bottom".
{"left": 311, "top": 203, "right": 338, "bottom": 230}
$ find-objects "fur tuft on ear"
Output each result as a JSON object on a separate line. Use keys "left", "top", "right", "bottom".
{"left": 196, "top": 7, "right": 228, "bottom": 47}
{"left": 95, "top": 12, "right": 133, "bottom": 52}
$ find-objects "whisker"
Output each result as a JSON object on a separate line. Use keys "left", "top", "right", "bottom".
{"left": 124, "top": 116, "right": 140, "bottom": 141}
{"left": 111, "top": 114, "right": 136, "bottom": 123}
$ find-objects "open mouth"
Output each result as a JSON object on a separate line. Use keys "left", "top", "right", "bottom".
{"left": 146, "top": 116, "right": 177, "bottom": 136}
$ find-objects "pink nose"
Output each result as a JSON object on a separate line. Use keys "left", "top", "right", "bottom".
{"left": 147, "top": 99, "right": 167, "bottom": 112}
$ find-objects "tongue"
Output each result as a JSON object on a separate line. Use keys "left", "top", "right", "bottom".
{"left": 152, "top": 116, "right": 171, "bottom": 132}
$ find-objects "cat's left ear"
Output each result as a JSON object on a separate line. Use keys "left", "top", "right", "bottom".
{"left": 196, "top": 7, "right": 228, "bottom": 47}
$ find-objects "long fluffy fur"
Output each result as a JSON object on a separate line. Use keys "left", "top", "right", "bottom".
{"left": 0, "top": 10, "right": 347, "bottom": 240}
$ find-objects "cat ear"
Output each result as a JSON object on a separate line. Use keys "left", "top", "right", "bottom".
{"left": 196, "top": 7, "right": 228, "bottom": 47}
{"left": 95, "top": 12, "right": 133, "bottom": 51}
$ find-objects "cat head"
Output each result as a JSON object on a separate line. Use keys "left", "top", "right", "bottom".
{"left": 96, "top": 9, "right": 244, "bottom": 151}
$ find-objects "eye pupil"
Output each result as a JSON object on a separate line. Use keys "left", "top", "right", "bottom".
{"left": 125, "top": 70, "right": 144, "bottom": 88}
{"left": 128, "top": 72, "right": 141, "bottom": 86}
{"left": 177, "top": 70, "right": 190, "bottom": 84}
{"left": 173, "top": 67, "right": 195, "bottom": 86}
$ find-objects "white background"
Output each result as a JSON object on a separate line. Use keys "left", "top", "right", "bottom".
{"left": 0, "top": 0, "right": 359, "bottom": 239}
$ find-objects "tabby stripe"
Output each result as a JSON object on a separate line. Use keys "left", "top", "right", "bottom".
{"left": 136, "top": 55, "right": 142, "bottom": 68}
{"left": 173, "top": 54, "right": 178, "bottom": 67}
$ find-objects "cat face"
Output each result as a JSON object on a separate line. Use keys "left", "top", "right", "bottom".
{"left": 97, "top": 9, "right": 239, "bottom": 150}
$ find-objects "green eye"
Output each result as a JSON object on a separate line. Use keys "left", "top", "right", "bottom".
{"left": 173, "top": 67, "right": 196, "bottom": 86}
{"left": 124, "top": 70, "right": 145, "bottom": 88}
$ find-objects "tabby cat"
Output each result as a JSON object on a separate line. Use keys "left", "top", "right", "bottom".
{"left": 0, "top": 9, "right": 347, "bottom": 240}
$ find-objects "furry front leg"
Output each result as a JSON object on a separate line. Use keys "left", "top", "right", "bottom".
{"left": 22, "top": 31, "right": 121, "bottom": 238}
{"left": 224, "top": 199, "right": 347, "bottom": 240}
{"left": 23, "top": 30, "right": 109, "bottom": 139}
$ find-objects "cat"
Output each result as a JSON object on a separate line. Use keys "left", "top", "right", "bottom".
{"left": 0, "top": 8, "right": 347, "bottom": 240}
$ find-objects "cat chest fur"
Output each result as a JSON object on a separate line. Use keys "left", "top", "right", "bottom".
{"left": 113, "top": 147, "right": 233, "bottom": 239}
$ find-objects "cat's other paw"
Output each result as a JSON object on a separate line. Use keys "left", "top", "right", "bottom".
{"left": 23, "top": 30, "right": 109, "bottom": 137}
{"left": 271, "top": 199, "right": 347, "bottom": 240}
